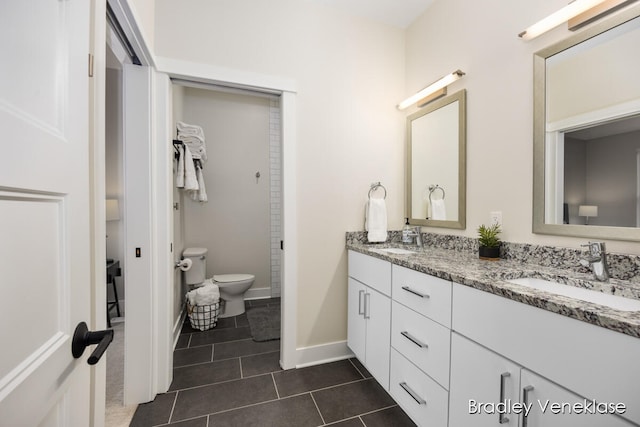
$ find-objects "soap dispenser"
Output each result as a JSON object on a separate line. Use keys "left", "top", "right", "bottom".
{"left": 402, "top": 218, "right": 412, "bottom": 244}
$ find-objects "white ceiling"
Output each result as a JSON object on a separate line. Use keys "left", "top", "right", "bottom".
{"left": 311, "top": 0, "right": 435, "bottom": 28}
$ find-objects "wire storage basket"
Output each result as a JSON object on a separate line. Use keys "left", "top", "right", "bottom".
{"left": 187, "top": 300, "right": 220, "bottom": 331}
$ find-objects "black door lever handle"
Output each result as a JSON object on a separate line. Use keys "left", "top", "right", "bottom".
{"left": 72, "top": 321, "right": 114, "bottom": 365}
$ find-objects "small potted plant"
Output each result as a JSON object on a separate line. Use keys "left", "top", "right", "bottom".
{"left": 477, "top": 223, "right": 501, "bottom": 261}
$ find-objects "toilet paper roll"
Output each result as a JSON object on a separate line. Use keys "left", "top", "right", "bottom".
{"left": 179, "top": 258, "right": 192, "bottom": 271}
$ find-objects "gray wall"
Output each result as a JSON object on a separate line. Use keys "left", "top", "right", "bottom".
{"left": 564, "top": 131, "right": 639, "bottom": 227}
{"left": 587, "top": 131, "right": 639, "bottom": 227}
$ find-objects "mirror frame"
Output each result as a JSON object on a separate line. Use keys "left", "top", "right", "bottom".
{"left": 406, "top": 89, "right": 466, "bottom": 229}
{"left": 533, "top": 4, "right": 640, "bottom": 242}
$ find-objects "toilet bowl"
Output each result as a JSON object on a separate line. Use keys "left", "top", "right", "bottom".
{"left": 182, "top": 247, "right": 255, "bottom": 318}
{"left": 212, "top": 274, "right": 255, "bottom": 318}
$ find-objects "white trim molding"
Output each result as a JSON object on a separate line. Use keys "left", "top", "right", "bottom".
{"left": 295, "top": 341, "right": 354, "bottom": 369}
{"left": 155, "top": 56, "right": 298, "bottom": 370}
{"left": 155, "top": 56, "right": 297, "bottom": 95}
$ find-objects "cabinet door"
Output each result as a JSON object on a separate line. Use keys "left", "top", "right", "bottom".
{"left": 449, "top": 333, "right": 521, "bottom": 427}
{"left": 347, "top": 278, "right": 367, "bottom": 363}
{"left": 365, "top": 286, "right": 391, "bottom": 390}
{"left": 520, "top": 369, "right": 633, "bottom": 427}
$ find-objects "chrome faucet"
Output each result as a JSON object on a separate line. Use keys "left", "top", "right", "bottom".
{"left": 580, "top": 242, "right": 610, "bottom": 282}
{"left": 405, "top": 226, "right": 423, "bottom": 248}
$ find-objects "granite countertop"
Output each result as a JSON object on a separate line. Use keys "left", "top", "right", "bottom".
{"left": 346, "top": 240, "right": 640, "bottom": 339}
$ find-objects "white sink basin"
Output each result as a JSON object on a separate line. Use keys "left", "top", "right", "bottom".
{"left": 507, "top": 277, "right": 640, "bottom": 312}
{"left": 371, "top": 247, "right": 417, "bottom": 255}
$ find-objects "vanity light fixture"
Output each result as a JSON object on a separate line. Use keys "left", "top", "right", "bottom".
{"left": 397, "top": 70, "right": 465, "bottom": 110}
{"left": 518, "top": 0, "right": 610, "bottom": 40}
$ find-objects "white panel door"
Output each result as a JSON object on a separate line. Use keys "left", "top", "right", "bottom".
{"left": 0, "top": 1, "right": 93, "bottom": 426}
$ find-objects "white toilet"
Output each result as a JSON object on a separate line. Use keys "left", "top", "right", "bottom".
{"left": 183, "top": 247, "right": 255, "bottom": 318}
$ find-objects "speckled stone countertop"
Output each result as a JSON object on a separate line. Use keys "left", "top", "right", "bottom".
{"left": 346, "top": 232, "right": 640, "bottom": 339}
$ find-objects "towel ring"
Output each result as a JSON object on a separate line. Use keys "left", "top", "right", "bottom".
{"left": 368, "top": 182, "right": 387, "bottom": 199}
{"left": 428, "top": 184, "right": 445, "bottom": 202}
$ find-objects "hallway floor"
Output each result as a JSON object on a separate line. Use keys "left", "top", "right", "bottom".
{"left": 129, "top": 298, "right": 416, "bottom": 426}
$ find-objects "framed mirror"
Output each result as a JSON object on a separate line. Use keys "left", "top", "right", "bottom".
{"left": 406, "top": 89, "right": 466, "bottom": 229}
{"left": 533, "top": 4, "right": 640, "bottom": 241}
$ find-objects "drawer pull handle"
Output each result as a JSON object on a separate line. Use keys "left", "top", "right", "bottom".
{"left": 522, "top": 385, "right": 534, "bottom": 427}
{"left": 499, "top": 372, "right": 510, "bottom": 424}
{"left": 358, "top": 290, "right": 365, "bottom": 315}
{"left": 400, "top": 331, "right": 427, "bottom": 348}
{"left": 401, "top": 286, "right": 429, "bottom": 299}
{"left": 364, "top": 293, "right": 371, "bottom": 319}
{"left": 399, "top": 382, "right": 426, "bottom": 405}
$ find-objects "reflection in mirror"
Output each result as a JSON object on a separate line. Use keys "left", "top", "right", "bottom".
{"left": 406, "top": 89, "right": 466, "bottom": 229}
{"left": 533, "top": 4, "right": 640, "bottom": 241}
{"left": 549, "top": 114, "right": 640, "bottom": 227}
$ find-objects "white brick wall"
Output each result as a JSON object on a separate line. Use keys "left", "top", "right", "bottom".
{"left": 269, "top": 98, "right": 282, "bottom": 297}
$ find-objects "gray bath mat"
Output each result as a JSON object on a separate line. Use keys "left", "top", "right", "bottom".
{"left": 246, "top": 306, "right": 281, "bottom": 342}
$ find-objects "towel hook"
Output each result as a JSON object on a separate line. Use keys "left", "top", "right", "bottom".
{"left": 368, "top": 182, "right": 387, "bottom": 199}
{"left": 428, "top": 184, "right": 445, "bottom": 202}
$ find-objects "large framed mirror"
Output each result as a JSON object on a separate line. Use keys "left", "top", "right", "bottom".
{"left": 533, "top": 4, "right": 640, "bottom": 241}
{"left": 406, "top": 89, "right": 466, "bottom": 229}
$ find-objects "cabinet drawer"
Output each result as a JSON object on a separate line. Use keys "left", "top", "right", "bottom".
{"left": 348, "top": 250, "right": 391, "bottom": 296}
{"left": 390, "top": 348, "right": 449, "bottom": 427}
{"left": 391, "top": 301, "right": 451, "bottom": 389}
{"left": 392, "top": 265, "right": 451, "bottom": 327}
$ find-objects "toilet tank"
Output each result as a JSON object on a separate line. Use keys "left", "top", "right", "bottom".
{"left": 183, "top": 247, "right": 208, "bottom": 285}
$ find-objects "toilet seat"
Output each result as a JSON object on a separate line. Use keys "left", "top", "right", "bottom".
{"left": 213, "top": 274, "right": 254, "bottom": 283}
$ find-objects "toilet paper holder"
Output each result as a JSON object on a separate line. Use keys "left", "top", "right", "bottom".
{"left": 175, "top": 258, "right": 192, "bottom": 271}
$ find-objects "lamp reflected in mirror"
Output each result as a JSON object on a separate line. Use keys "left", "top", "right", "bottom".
{"left": 579, "top": 205, "right": 598, "bottom": 225}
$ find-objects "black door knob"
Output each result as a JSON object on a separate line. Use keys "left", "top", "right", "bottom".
{"left": 72, "top": 322, "right": 114, "bottom": 365}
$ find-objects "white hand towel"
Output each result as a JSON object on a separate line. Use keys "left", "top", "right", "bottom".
{"left": 365, "top": 198, "right": 388, "bottom": 243}
{"left": 177, "top": 121, "right": 205, "bottom": 138}
{"left": 190, "top": 164, "right": 208, "bottom": 203}
{"left": 186, "top": 283, "right": 220, "bottom": 306}
{"left": 177, "top": 121, "right": 207, "bottom": 162}
{"left": 430, "top": 199, "right": 447, "bottom": 220}
{"left": 176, "top": 144, "right": 185, "bottom": 188}
{"left": 183, "top": 145, "right": 199, "bottom": 192}
{"left": 179, "top": 135, "right": 207, "bottom": 161}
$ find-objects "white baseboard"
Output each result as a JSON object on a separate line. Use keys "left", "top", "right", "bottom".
{"left": 173, "top": 308, "right": 186, "bottom": 350}
{"left": 244, "top": 287, "right": 272, "bottom": 300}
{"left": 295, "top": 340, "right": 354, "bottom": 369}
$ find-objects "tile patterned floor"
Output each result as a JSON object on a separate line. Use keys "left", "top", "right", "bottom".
{"left": 129, "top": 298, "right": 416, "bottom": 426}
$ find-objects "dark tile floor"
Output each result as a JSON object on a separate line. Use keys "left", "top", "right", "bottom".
{"left": 129, "top": 298, "right": 416, "bottom": 427}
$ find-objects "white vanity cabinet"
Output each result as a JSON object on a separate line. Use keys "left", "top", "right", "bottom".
{"left": 389, "top": 265, "right": 452, "bottom": 426}
{"left": 347, "top": 251, "right": 391, "bottom": 389}
{"left": 451, "top": 283, "right": 639, "bottom": 426}
{"left": 347, "top": 249, "right": 640, "bottom": 427}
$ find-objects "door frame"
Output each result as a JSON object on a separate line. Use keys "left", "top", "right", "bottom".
{"left": 93, "top": 0, "right": 172, "bottom": 413}
{"left": 91, "top": 4, "right": 299, "bottom": 420}
{"left": 155, "top": 56, "right": 299, "bottom": 370}
{"left": 90, "top": 1, "right": 107, "bottom": 425}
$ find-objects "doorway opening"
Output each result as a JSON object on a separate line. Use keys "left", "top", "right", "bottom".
{"left": 171, "top": 80, "right": 283, "bottom": 329}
